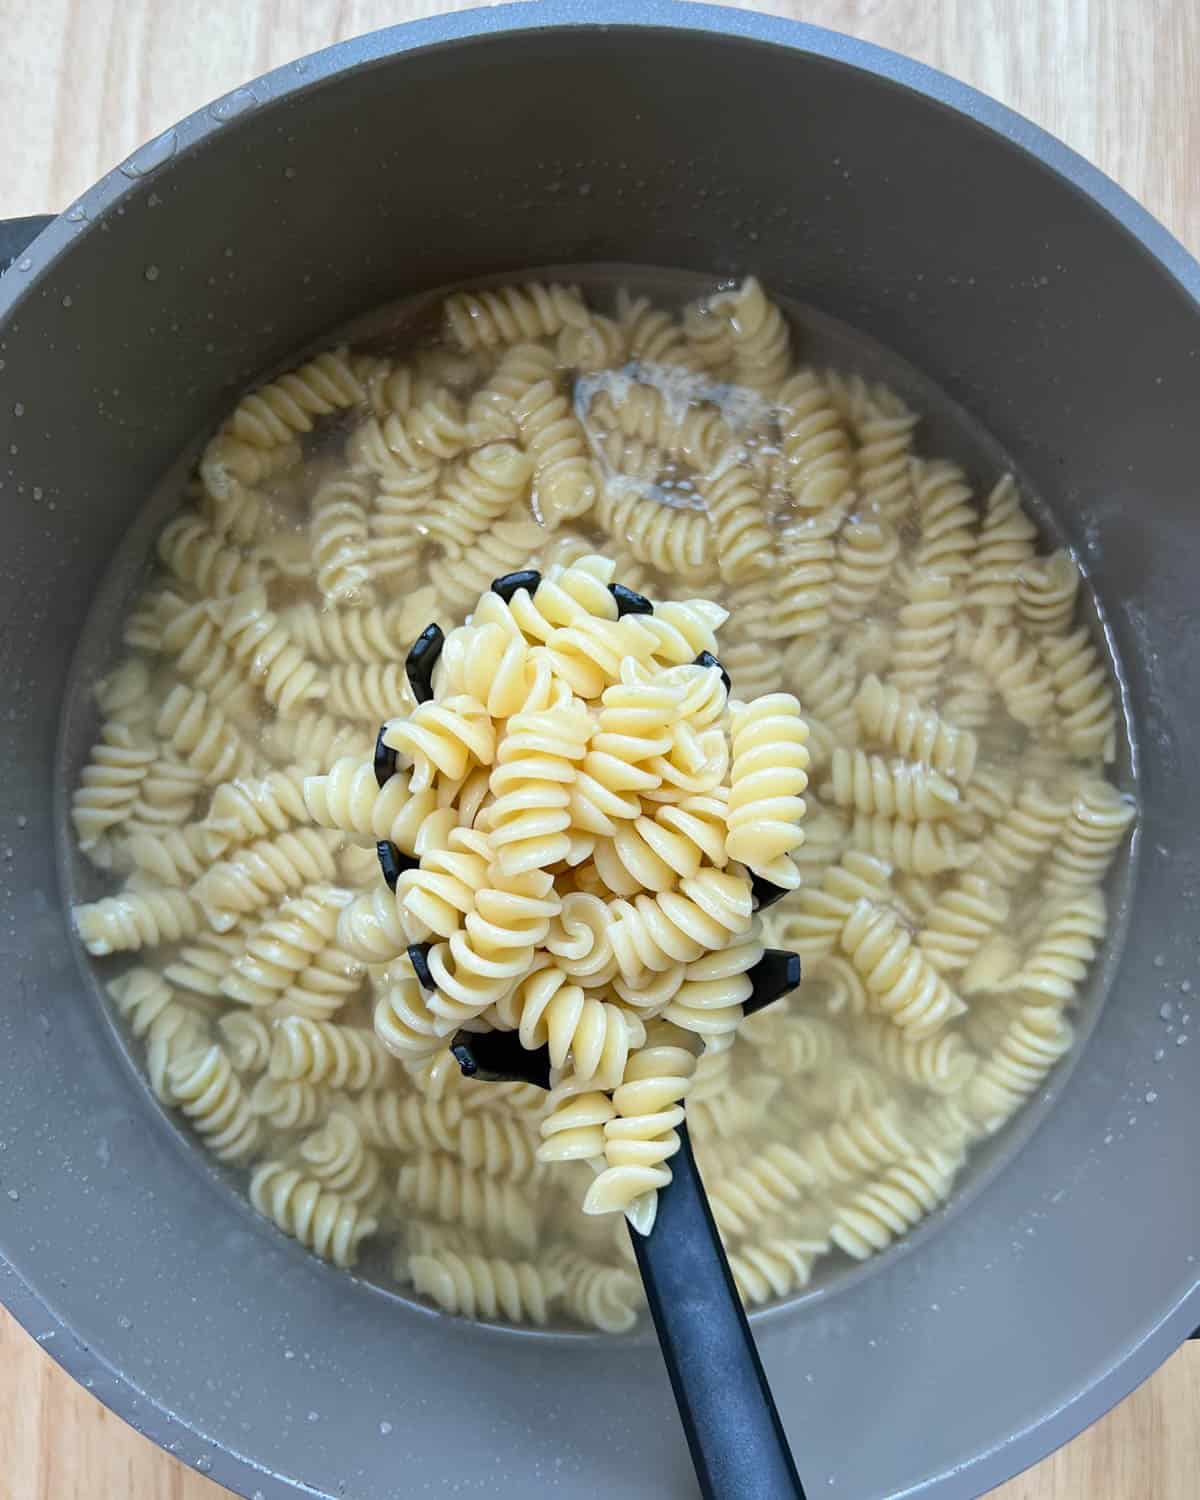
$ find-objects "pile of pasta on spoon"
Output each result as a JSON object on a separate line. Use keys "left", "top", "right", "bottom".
{"left": 303, "top": 552, "right": 810, "bottom": 1233}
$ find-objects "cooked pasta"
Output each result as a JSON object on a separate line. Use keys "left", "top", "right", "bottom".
{"left": 157, "top": 512, "right": 266, "bottom": 597}
{"left": 728, "top": 1236, "right": 824, "bottom": 1305}
{"left": 538, "top": 1087, "right": 616, "bottom": 1164}
{"left": 774, "top": 368, "right": 853, "bottom": 512}
{"left": 854, "top": 674, "right": 977, "bottom": 783}
{"left": 202, "top": 767, "right": 310, "bottom": 856}
{"left": 767, "top": 512, "right": 838, "bottom": 640}
{"left": 124, "top": 826, "right": 209, "bottom": 888}
{"left": 706, "top": 1153, "right": 809, "bottom": 1239}
{"left": 167, "top": 1044, "right": 261, "bottom": 1163}
{"left": 584, "top": 1023, "right": 699, "bottom": 1230}
{"left": 94, "top": 657, "right": 156, "bottom": 729}
{"left": 212, "top": 584, "right": 327, "bottom": 714}
{"left": 396, "top": 385, "right": 470, "bottom": 464}
{"left": 997, "top": 888, "right": 1107, "bottom": 1002}
{"left": 739, "top": 1007, "right": 844, "bottom": 1077}
{"left": 1042, "top": 781, "right": 1135, "bottom": 895}
{"left": 972, "top": 782, "right": 1071, "bottom": 886}
{"left": 282, "top": 942, "right": 365, "bottom": 1023}
{"left": 910, "top": 458, "right": 977, "bottom": 580}
{"left": 853, "top": 1018, "right": 978, "bottom": 1095}
{"left": 409, "top": 1249, "right": 562, "bottom": 1324}
{"left": 829, "top": 1148, "right": 962, "bottom": 1259}
{"left": 775, "top": 851, "right": 892, "bottom": 958}
{"left": 250, "top": 1161, "right": 377, "bottom": 1266}
{"left": 823, "top": 749, "right": 959, "bottom": 822}
{"left": 916, "top": 873, "right": 1010, "bottom": 973}
{"left": 557, "top": 310, "right": 626, "bottom": 374}
{"left": 192, "top": 828, "right": 340, "bottom": 930}
{"left": 957, "top": 615, "right": 1055, "bottom": 727}
{"left": 442, "top": 281, "right": 588, "bottom": 351}
{"left": 614, "top": 288, "right": 696, "bottom": 368}
{"left": 74, "top": 886, "right": 198, "bottom": 956}
{"left": 249, "top": 1076, "right": 324, "bottom": 1132}
{"left": 217, "top": 1010, "right": 273, "bottom": 1073}
{"left": 348, "top": 1086, "right": 460, "bottom": 1153}
{"left": 697, "top": 450, "right": 775, "bottom": 583}
{"left": 689, "top": 1073, "right": 782, "bottom": 1143}
{"left": 269, "top": 1016, "right": 394, "bottom": 1091}
{"left": 1017, "top": 549, "right": 1081, "bottom": 636}
{"left": 840, "top": 900, "right": 967, "bottom": 1037}
{"left": 310, "top": 475, "right": 376, "bottom": 607}
{"left": 593, "top": 479, "right": 714, "bottom": 583}
{"left": 609, "top": 869, "right": 756, "bottom": 979}
{"left": 456, "top": 1111, "right": 543, "bottom": 1184}
{"left": 297, "top": 1113, "right": 383, "bottom": 1203}
{"left": 68, "top": 269, "right": 1133, "bottom": 1332}
{"left": 831, "top": 516, "right": 899, "bottom": 624}
{"left": 964, "top": 475, "right": 1038, "bottom": 612}
{"left": 1040, "top": 625, "right": 1119, "bottom": 761}
{"left": 724, "top": 694, "right": 810, "bottom": 887}
{"left": 481, "top": 702, "right": 591, "bottom": 875}
{"left": 786, "top": 637, "right": 858, "bottom": 744}
{"left": 108, "top": 969, "right": 207, "bottom": 1105}
{"left": 220, "top": 887, "right": 348, "bottom": 1008}
{"left": 71, "top": 724, "right": 157, "bottom": 855}
{"left": 513, "top": 376, "right": 596, "bottom": 526}
{"left": 786, "top": 1099, "right": 917, "bottom": 1190}
{"left": 221, "top": 349, "right": 363, "bottom": 450}
{"left": 155, "top": 684, "right": 253, "bottom": 785}
{"left": 662, "top": 926, "right": 764, "bottom": 1048}
{"left": 888, "top": 570, "right": 958, "bottom": 701}
{"left": 491, "top": 964, "right": 646, "bottom": 1086}
{"left": 396, "top": 1154, "right": 539, "bottom": 1253}
{"left": 548, "top": 1247, "right": 643, "bottom": 1332}
{"left": 424, "top": 442, "right": 535, "bottom": 553}
{"left": 848, "top": 380, "right": 917, "bottom": 521}
{"left": 963, "top": 1005, "right": 1076, "bottom": 1132}
{"left": 261, "top": 709, "right": 372, "bottom": 772}
{"left": 847, "top": 813, "right": 970, "bottom": 875}
{"left": 584, "top": 379, "right": 730, "bottom": 471}
{"left": 162, "top": 928, "right": 244, "bottom": 1001}
{"left": 710, "top": 276, "right": 791, "bottom": 396}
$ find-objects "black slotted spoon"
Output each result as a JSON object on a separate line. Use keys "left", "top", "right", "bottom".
{"left": 382, "top": 573, "right": 808, "bottom": 1500}
{"left": 449, "top": 952, "right": 806, "bottom": 1500}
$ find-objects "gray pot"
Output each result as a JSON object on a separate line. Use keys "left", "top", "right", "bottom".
{"left": 1, "top": 5, "right": 1197, "bottom": 1497}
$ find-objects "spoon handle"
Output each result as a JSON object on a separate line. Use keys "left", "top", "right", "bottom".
{"left": 629, "top": 1123, "right": 807, "bottom": 1500}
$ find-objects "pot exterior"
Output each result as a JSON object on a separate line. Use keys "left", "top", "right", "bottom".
{"left": 1, "top": 6, "right": 1197, "bottom": 1497}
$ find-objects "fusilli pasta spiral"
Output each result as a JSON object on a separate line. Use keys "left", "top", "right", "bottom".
{"left": 1042, "top": 781, "right": 1135, "bottom": 896}
{"left": 250, "top": 1161, "right": 377, "bottom": 1266}
{"left": 854, "top": 673, "right": 977, "bottom": 783}
{"left": 168, "top": 1044, "right": 261, "bottom": 1163}
{"left": 711, "top": 277, "right": 791, "bottom": 395}
{"left": 75, "top": 886, "right": 198, "bottom": 956}
{"left": 724, "top": 694, "right": 809, "bottom": 887}
{"left": 193, "top": 828, "right": 340, "bottom": 930}
{"left": 396, "top": 1154, "right": 538, "bottom": 1252}
{"left": 777, "top": 367, "right": 853, "bottom": 512}
{"left": 839, "top": 900, "right": 967, "bottom": 1037}
{"left": 829, "top": 1148, "right": 962, "bottom": 1259}
{"left": 443, "top": 282, "right": 588, "bottom": 351}
{"left": 410, "top": 1249, "right": 562, "bottom": 1324}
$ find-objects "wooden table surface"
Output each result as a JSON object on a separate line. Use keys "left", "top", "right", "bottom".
{"left": 2, "top": 1, "right": 1199, "bottom": 1496}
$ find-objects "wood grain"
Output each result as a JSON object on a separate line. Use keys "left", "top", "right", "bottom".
{"left": 2, "top": 2, "right": 1198, "bottom": 1497}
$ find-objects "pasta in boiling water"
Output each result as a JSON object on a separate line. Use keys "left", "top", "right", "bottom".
{"left": 68, "top": 271, "right": 1133, "bottom": 1329}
